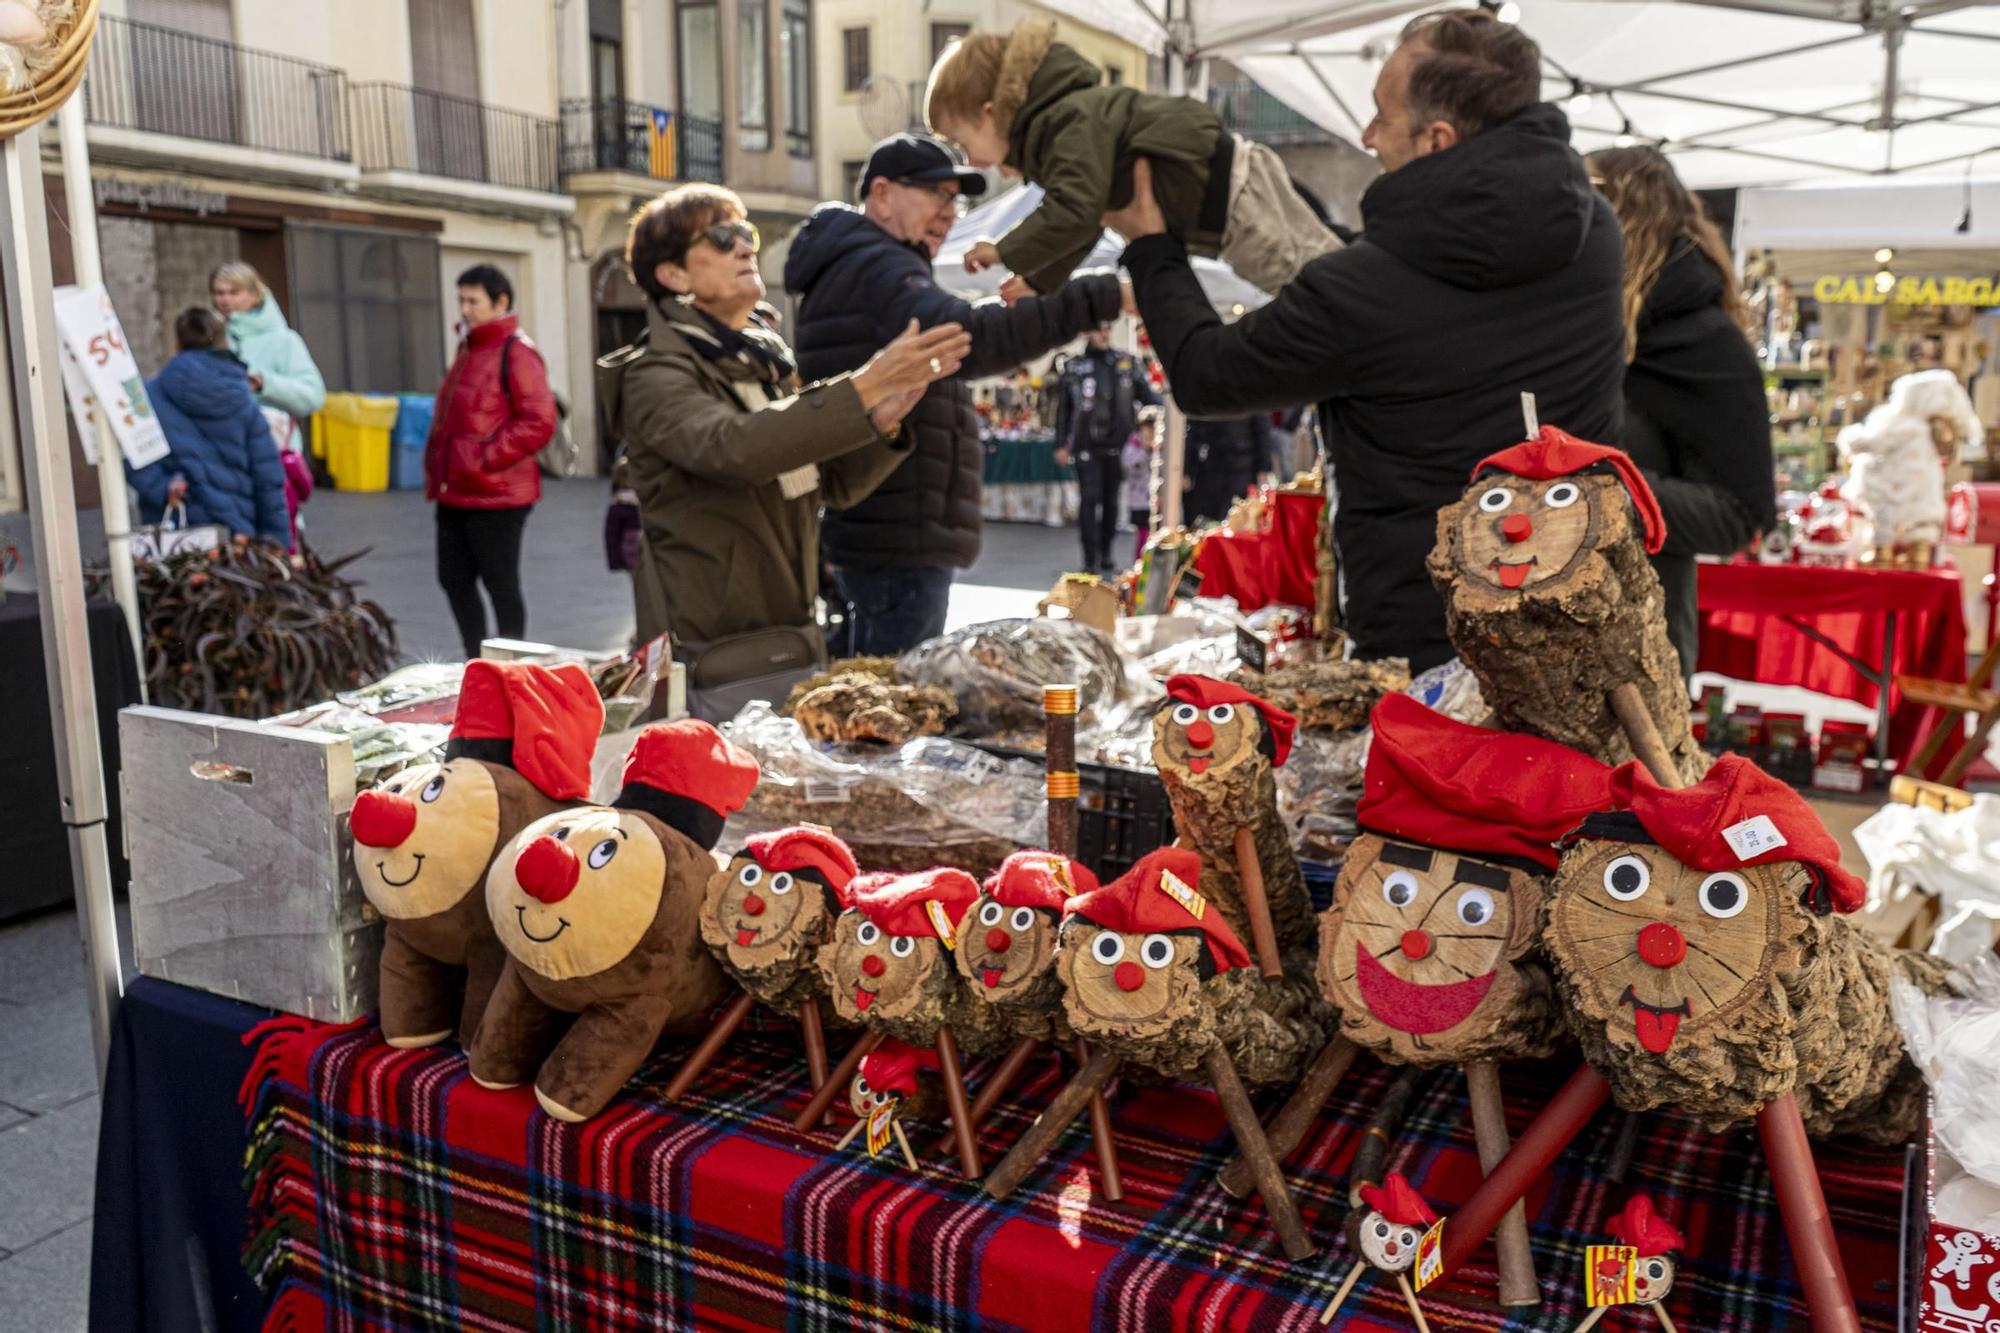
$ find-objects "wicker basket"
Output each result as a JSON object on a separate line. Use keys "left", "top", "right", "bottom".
{"left": 0, "top": 0, "right": 97, "bottom": 141}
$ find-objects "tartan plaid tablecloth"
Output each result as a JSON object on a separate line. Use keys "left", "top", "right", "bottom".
{"left": 241, "top": 1014, "right": 1912, "bottom": 1332}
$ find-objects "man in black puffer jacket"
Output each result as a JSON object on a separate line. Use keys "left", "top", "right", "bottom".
{"left": 786, "top": 134, "right": 1123, "bottom": 654}
{"left": 1113, "top": 11, "right": 1626, "bottom": 672}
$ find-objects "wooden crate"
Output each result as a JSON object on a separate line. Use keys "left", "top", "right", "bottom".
{"left": 119, "top": 705, "right": 380, "bottom": 1021}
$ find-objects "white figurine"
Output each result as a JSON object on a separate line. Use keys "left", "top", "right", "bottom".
{"left": 1837, "top": 370, "right": 1985, "bottom": 566}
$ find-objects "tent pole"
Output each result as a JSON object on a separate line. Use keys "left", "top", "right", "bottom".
{"left": 56, "top": 96, "right": 145, "bottom": 702}
{"left": 0, "top": 123, "right": 123, "bottom": 1081}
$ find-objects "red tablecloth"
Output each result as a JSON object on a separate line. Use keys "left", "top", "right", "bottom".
{"left": 1696, "top": 561, "right": 1967, "bottom": 773}
{"left": 1190, "top": 491, "right": 1322, "bottom": 613}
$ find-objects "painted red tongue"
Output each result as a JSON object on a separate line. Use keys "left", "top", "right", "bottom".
{"left": 735, "top": 928, "right": 757, "bottom": 946}
{"left": 1494, "top": 561, "right": 1533, "bottom": 590}
{"left": 983, "top": 967, "right": 1004, "bottom": 989}
{"left": 1188, "top": 755, "right": 1210, "bottom": 774}
{"left": 854, "top": 987, "right": 874, "bottom": 1011}
{"left": 1634, "top": 1006, "right": 1681, "bottom": 1053}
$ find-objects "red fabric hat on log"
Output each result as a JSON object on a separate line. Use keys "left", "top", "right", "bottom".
{"left": 1607, "top": 1194, "right": 1685, "bottom": 1255}
{"left": 1572, "top": 753, "right": 1865, "bottom": 915}
{"left": 1358, "top": 694, "right": 1617, "bottom": 872}
{"left": 1064, "top": 846, "right": 1252, "bottom": 973}
{"left": 859, "top": 1038, "right": 941, "bottom": 1098}
{"left": 746, "top": 825, "right": 860, "bottom": 903}
{"left": 613, "top": 719, "right": 760, "bottom": 851}
{"left": 1473, "top": 425, "right": 1667, "bottom": 555}
{"left": 446, "top": 660, "right": 604, "bottom": 802}
{"left": 1164, "top": 674, "right": 1298, "bottom": 767}
{"left": 850, "top": 867, "right": 981, "bottom": 944}
{"left": 984, "top": 849, "right": 1099, "bottom": 914}
{"left": 1359, "top": 1172, "right": 1437, "bottom": 1228}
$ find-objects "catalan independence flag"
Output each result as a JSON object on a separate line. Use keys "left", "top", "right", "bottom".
{"left": 648, "top": 107, "right": 677, "bottom": 178}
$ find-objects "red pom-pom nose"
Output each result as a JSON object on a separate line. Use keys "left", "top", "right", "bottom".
{"left": 515, "top": 835, "right": 579, "bottom": 905}
{"left": 1114, "top": 961, "right": 1145, "bottom": 992}
{"left": 350, "top": 789, "right": 417, "bottom": 848}
{"left": 742, "top": 893, "right": 766, "bottom": 917}
{"left": 1637, "top": 921, "right": 1687, "bottom": 968}
{"left": 1501, "top": 513, "right": 1534, "bottom": 543}
{"left": 1185, "top": 719, "right": 1215, "bottom": 749}
{"left": 1400, "top": 929, "right": 1433, "bottom": 960}
{"left": 861, "top": 954, "right": 887, "bottom": 977}
{"left": 985, "top": 928, "right": 1012, "bottom": 953}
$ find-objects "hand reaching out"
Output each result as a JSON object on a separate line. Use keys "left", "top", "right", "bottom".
{"left": 852, "top": 319, "right": 971, "bottom": 410}
{"left": 963, "top": 241, "right": 1003, "bottom": 273}
{"left": 998, "top": 274, "right": 1031, "bottom": 306}
{"left": 1103, "top": 159, "right": 1167, "bottom": 242}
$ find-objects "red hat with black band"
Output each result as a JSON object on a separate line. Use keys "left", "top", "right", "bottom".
{"left": 1163, "top": 674, "right": 1298, "bottom": 767}
{"left": 849, "top": 867, "right": 981, "bottom": 945}
{"left": 1359, "top": 1172, "right": 1437, "bottom": 1228}
{"left": 1359, "top": 694, "right": 1617, "bottom": 873}
{"left": 859, "top": 1038, "right": 942, "bottom": 1099}
{"left": 1473, "top": 425, "right": 1667, "bottom": 555}
{"left": 1063, "top": 846, "right": 1252, "bottom": 975}
{"left": 1607, "top": 1194, "right": 1685, "bottom": 1255}
{"left": 612, "top": 719, "right": 760, "bottom": 852}
{"left": 984, "top": 849, "right": 1098, "bottom": 915}
{"left": 445, "top": 660, "right": 605, "bottom": 801}
{"left": 745, "top": 825, "right": 860, "bottom": 908}
{"left": 1564, "top": 753, "right": 1865, "bottom": 915}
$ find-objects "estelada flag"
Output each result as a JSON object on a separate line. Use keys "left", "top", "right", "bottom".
{"left": 1586, "top": 1245, "right": 1638, "bottom": 1307}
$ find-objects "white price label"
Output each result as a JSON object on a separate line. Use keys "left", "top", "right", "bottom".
{"left": 1722, "top": 814, "right": 1787, "bottom": 860}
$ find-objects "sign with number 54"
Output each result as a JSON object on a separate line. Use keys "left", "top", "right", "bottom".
{"left": 52, "top": 284, "right": 169, "bottom": 470}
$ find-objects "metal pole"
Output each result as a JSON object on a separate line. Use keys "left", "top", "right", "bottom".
{"left": 0, "top": 124, "right": 124, "bottom": 1080}
{"left": 56, "top": 95, "right": 145, "bottom": 700}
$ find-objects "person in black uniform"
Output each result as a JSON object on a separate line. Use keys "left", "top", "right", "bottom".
{"left": 1054, "top": 326, "right": 1159, "bottom": 572}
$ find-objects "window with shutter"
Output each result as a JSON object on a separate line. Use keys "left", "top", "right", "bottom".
{"left": 842, "top": 27, "right": 868, "bottom": 94}
{"left": 739, "top": 0, "right": 770, "bottom": 152}
{"left": 407, "top": 0, "right": 485, "bottom": 181}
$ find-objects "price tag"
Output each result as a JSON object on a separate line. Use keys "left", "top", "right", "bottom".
{"left": 803, "top": 777, "right": 852, "bottom": 804}
{"left": 1721, "top": 814, "right": 1787, "bottom": 860}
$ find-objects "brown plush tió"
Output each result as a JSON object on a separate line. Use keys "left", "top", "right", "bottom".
{"left": 351, "top": 660, "right": 603, "bottom": 1048}
{"left": 470, "top": 719, "right": 759, "bottom": 1122}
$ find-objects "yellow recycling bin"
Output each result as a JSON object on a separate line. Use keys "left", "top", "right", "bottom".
{"left": 313, "top": 393, "right": 401, "bottom": 492}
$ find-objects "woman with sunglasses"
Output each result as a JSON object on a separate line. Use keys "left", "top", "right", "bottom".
{"left": 603, "top": 184, "right": 971, "bottom": 719}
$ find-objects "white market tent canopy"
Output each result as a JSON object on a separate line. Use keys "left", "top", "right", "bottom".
{"left": 1035, "top": 0, "right": 2000, "bottom": 189}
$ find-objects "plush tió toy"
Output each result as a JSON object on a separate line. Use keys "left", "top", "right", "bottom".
{"left": 470, "top": 719, "right": 759, "bottom": 1121}
{"left": 1838, "top": 368, "right": 1985, "bottom": 566}
{"left": 835, "top": 1038, "right": 945, "bottom": 1170}
{"left": 1318, "top": 1172, "right": 1441, "bottom": 1329}
{"left": 1571, "top": 1195, "right": 1687, "bottom": 1332}
{"left": 1428, "top": 427, "right": 1707, "bottom": 786}
{"left": 351, "top": 660, "right": 603, "bottom": 1048}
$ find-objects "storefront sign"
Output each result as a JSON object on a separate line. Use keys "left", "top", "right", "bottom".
{"left": 1812, "top": 274, "right": 2000, "bottom": 307}
{"left": 93, "top": 174, "right": 230, "bottom": 218}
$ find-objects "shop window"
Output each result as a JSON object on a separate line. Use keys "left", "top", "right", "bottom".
{"left": 842, "top": 27, "right": 869, "bottom": 94}
{"left": 739, "top": 0, "right": 770, "bottom": 152}
{"left": 287, "top": 225, "right": 445, "bottom": 395}
{"left": 781, "top": 0, "right": 810, "bottom": 157}
{"left": 678, "top": 1, "right": 721, "bottom": 123}
{"left": 930, "top": 22, "right": 970, "bottom": 65}
{"left": 1105, "top": 65, "right": 1123, "bottom": 85}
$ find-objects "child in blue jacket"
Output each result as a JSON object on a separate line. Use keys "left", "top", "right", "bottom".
{"left": 129, "top": 308, "right": 289, "bottom": 546}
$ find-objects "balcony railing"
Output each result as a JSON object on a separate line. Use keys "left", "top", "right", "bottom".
{"left": 352, "top": 82, "right": 561, "bottom": 193}
{"left": 1207, "top": 81, "right": 1336, "bottom": 147}
{"left": 84, "top": 14, "right": 350, "bottom": 161}
{"left": 558, "top": 99, "right": 722, "bottom": 184}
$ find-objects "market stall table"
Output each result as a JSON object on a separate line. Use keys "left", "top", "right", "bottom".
{"left": 982, "top": 432, "right": 1077, "bottom": 526}
{"left": 1697, "top": 561, "right": 1968, "bottom": 777}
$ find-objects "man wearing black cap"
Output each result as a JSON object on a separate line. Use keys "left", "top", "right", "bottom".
{"left": 786, "top": 133, "right": 1126, "bottom": 654}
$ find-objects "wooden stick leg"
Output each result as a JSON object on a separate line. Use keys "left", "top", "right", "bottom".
{"left": 1232, "top": 825, "right": 1284, "bottom": 980}
{"left": 662, "top": 991, "right": 756, "bottom": 1102}
{"left": 1571, "top": 1304, "right": 1611, "bottom": 1333}
{"left": 799, "top": 999, "right": 833, "bottom": 1126}
{"left": 792, "top": 1029, "right": 884, "bottom": 1133}
{"left": 1395, "top": 1273, "right": 1433, "bottom": 1333}
{"left": 1756, "top": 1092, "right": 1861, "bottom": 1333}
{"left": 892, "top": 1120, "right": 920, "bottom": 1172}
{"left": 935, "top": 1035, "right": 1039, "bottom": 1153}
{"left": 934, "top": 1025, "right": 983, "bottom": 1180}
{"left": 1076, "top": 1038, "right": 1123, "bottom": 1203}
{"left": 1318, "top": 1263, "right": 1366, "bottom": 1326}
{"left": 1440, "top": 1064, "right": 1610, "bottom": 1280}
{"left": 1652, "top": 1305, "right": 1681, "bottom": 1333}
{"left": 834, "top": 1118, "right": 863, "bottom": 1151}
{"left": 1603, "top": 1108, "right": 1642, "bottom": 1185}
{"left": 985, "top": 1048, "right": 1123, "bottom": 1200}
{"left": 1219, "top": 1035, "right": 1357, "bottom": 1198}
{"left": 1609, "top": 681, "right": 1683, "bottom": 789}
{"left": 1464, "top": 1060, "right": 1540, "bottom": 1307}
{"left": 1204, "top": 1045, "right": 1315, "bottom": 1261}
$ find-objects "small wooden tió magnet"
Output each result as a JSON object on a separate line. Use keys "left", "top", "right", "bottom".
{"left": 1570, "top": 1194, "right": 1686, "bottom": 1333}
{"left": 1318, "top": 1173, "right": 1440, "bottom": 1330}
{"left": 835, "top": 1039, "right": 943, "bottom": 1172}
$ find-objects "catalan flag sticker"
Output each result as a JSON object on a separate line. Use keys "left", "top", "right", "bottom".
{"left": 1585, "top": 1246, "right": 1639, "bottom": 1307}
{"left": 1157, "top": 868, "right": 1207, "bottom": 921}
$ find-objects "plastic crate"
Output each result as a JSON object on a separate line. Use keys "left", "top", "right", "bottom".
{"left": 312, "top": 392, "right": 399, "bottom": 492}
{"left": 971, "top": 742, "right": 1175, "bottom": 881}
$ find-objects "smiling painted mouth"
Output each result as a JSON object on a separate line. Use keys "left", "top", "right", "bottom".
{"left": 735, "top": 923, "right": 761, "bottom": 947}
{"left": 376, "top": 854, "right": 426, "bottom": 888}
{"left": 515, "top": 904, "right": 569, "bottom": 944}
{"left": 853, "top": 984, "right": 877, "bottom": 1011}
{"left": 1620, "top": 985, "right": 1692, "bottom": 1053}
{"left": 983, "top": 966, "right": 1006, "bottom": 988}
{"left": 1354, "top": 941, "right": 1496, "bottom": 1035}
{"left": 1489, "top": 556, "right": 1538, "bottom": 589}
{"left": 1186, "top": 752, "right": 1212, "bottom": 774}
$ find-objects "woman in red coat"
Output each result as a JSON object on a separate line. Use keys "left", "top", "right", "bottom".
{"left": 425, "top": 264, "right": 558, "bottom": 657}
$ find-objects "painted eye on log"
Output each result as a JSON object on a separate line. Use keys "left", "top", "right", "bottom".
{"left": 1543, "top": 481, "right": 1581, "bottom": 508}
{"left": 854, "top": 1077, "right": 870, "bottom": 1096}
{"left": 1206, "top": 704, "right": 1235, "bottom": 724}
{"left": 1397, "top": 1228, "right": 1420, "bottom": 1249}
{"left": 768, "top": 872, "right": 794, "bottom": 896}
{"left": 1477, "top": 486, "right": 1513, "bottom": 512}
{"left": 736, "top": 864, "right": 762, "bottom": 886}
{"left": 420, "top": 774, "right": 445, "bottom": 803}
{"left": 1171, "top": 703, "right": 1200, "bottom": 725}
{"left": 1091, "top": 932, "right": 1125, "bottom": 965}
{"left": 1011, "top": 906, "right": 1037, "bottom": 932}
{"left": 1604, "top": 855, "right": 1651, "bottom": 901}
{"left": 1645, "top": 1260, "right": 1668, "bottom": 1281}
{"left": 1371, "top": 1218, "right": 1391, "bottom": 1239}
{"left": 1139, "top": 934, "right": 1175, "bottom": 968}
{"left": 979, "top": 901, "right": 1004, "bottom": 926}
{"left": 587, "top": 839, "right": 618, "bottom": 870}
{"left": 1698, "top": 871, "right": 1748, "bottom": 918}
{"left": 1455, "top": 887, "right": 1495, "bottom": 926}
{"left": 1381, "top": 870, "right": 1419, "bottom": 908}
{"left": 856, "top": 921, "right": 881, "bottom": 945}
{"left": 889, "top": 935, "right": 916, "bottom": 958}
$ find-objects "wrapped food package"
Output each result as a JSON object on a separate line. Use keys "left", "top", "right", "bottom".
{"left": 1894, "top": 956, "right": 2000, "bottom": 1232}
{"left": 897, "top": 618, "right": 1161, "bottom": 739}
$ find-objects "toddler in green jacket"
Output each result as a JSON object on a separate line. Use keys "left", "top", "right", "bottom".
{"left": 926, "top": 20, "right": 1340, "bottom": 298}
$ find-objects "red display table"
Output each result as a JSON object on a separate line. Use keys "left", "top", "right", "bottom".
{"left": 1189, "top": 491, "right": 1322, "bottom": 614}
{"left": 1697, "top": 561, "right": 1968, "bottom": 776}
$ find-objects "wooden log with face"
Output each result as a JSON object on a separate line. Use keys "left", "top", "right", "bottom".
{"left": 351, "top": 660, "right": 603, "bottom": 1049}
{"left": 837, "top": 1038, "right": 945, "bottom": 1170}
{"left": 1318, "top": 1173, "right": 1441, "bottom": 1329}
{"left": 700, "top": 825, "right": 859, "bottom": 1014}
{"left": 954, "top": 850, "right": 1096, "bottom": 1045}
{"left": 1568, "top": 1195, "right": 1687, "bottom": 1333}
{"left": 1427, "top": 427, "right": 1708, "bottom": 786}
{"left": 467, "top": 720, "right": 758, "bottom": 1122}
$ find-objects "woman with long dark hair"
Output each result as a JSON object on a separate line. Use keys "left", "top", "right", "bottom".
{"left": 1590, "top": 146, "right": 1774, "bottom": 676}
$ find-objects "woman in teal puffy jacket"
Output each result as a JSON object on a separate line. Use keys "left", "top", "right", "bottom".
{"left": 212, "top": 261, "right": 323, "bottom": 544}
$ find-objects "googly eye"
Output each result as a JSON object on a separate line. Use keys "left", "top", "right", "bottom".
{"left": 420, "top": 774, "right": 445, "bottom": 803}
{"left": 979, "top": 901, "right": 1004, "bottom": 927}
{"left": 1398, "top": 1227, "right": 1420, "bottom": 1249}
{"left": 1171, "top": 702, "right": 1199, "bottom": 726}
{"left": 736, "top": 863, "right": 762, "bottom": 886}
{"left": 1543, "top": 481, "right": 1581, "bottom": 508}
{"left": 1604, "top": 855, "right": 1651, "bottom": 901}
{"left": 1207, "top": 703, "right": 1235, "bottom": 724}
{"left": 889, "top": 935, "right": 916, "bottom": 958}
{"left": 1477, "top": 486, "right": 1513, "bottom": 513}
{"left": 1456, "top": 887, "right": 1495, "bottom": 927}
{"left": 854, "top": 1076, "right": 870, "bottom": 1096}
{"left": 1698, "top": 871, "right": 1748, "bottom": 918}
{"left": 1371, "top": 1218, "right": 1390, "bottom": 1239}
{"left": 874, "top": 1091, "right": 892, "bottom": 1107}
{"left": 856, "top": 921, "right": 881, "bottom": 946}
{"left": 1382, "top": 869, "right": 1419, "bottom": 909}
{"left": 768, "top": 872, "right": 794, "bottom": 896}
{"left": 1011, "top": 906, "right": 1036, "bottom": 932}
{"left": 1139, "top": 933, "right": 1175, "bottom": 968}
{"left": 1645, "top": 1260, "right": 1667, "bottom": 1281}
{"left": 587, "top": 839, "right": 618, "bottom": 870}
{"left": 1090, "top": 932, "right": 1125, "bottom": 965}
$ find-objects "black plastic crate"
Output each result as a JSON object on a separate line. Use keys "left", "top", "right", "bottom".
{"left": 970, "top": 742, "right": 1176, "bottom": 882}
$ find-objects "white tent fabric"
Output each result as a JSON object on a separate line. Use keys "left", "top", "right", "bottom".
{"left": 1037, "top": 0, "right": 2000, "bottom": 188}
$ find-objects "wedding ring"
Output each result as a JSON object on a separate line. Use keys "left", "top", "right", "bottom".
{"left": 929, "top": 356, "right": 942, "bottom": 374}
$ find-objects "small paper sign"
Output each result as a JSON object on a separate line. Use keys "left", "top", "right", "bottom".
{"left": 1235, "top": 624, "right": 1269, "bottom": 673}
{"left": 866, "top": 1103, "right": 895, "bottom": 1157}
{"left": 1414, "top": 1221, "right": 1445, "bottom": 1290}
{"left": 1722, "top": 815, "right": 1787, "bottom": 860}
{"left": 1585, "top": 1245, "right": 1639, "bottom": 1307}
{"left": 925, "top": 901, "right": 959, "bottom": 949}
{"left": 1157, "top": 868, "right": 1206, "bottom": 921}
{"left": 53, "top": 284, "right": 170, "bottom": 470}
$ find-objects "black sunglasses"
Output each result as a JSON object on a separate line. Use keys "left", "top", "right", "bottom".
{"left": 699, "top": 220, "right": 761, "bottom": 254}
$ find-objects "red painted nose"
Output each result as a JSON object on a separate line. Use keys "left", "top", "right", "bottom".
{"left": 985, "top": 928, "right": 1012, "bottom": 953}
{"left": 1185, "top": 719, "right": 1215, "bottom": 749}
{"left": 1114, "top": 961, "right": 1145, "bottom": 992}
{"left": 1637, "top": 921, "right": 1687, "bottom": 968}
{"left": 861, "top": 954, "right": 887, "bottom": 977}
{"left": 742, "top": 893, "right": 766, "bottom": 917}
{"left": 350, "top": 789, "right": 417, "bottom": 848}
{"left": 1501, "top": 513, "right": 1534, "bottom": 543}
{"left": 1400, "top": 929, "right": 1433, "bottom": 960}
{"left": 515, "top": 835, "right": 579, "bottom": 905}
